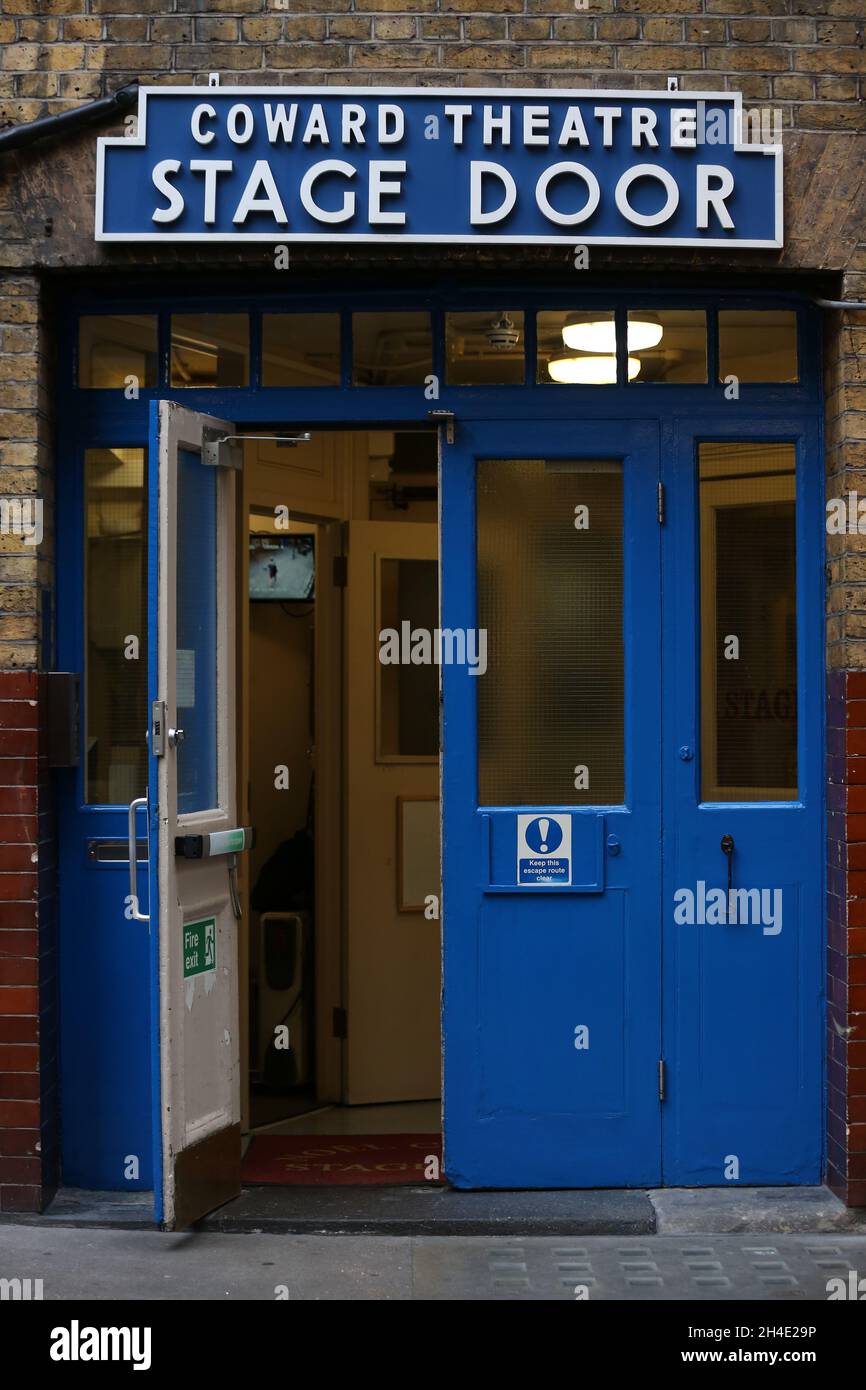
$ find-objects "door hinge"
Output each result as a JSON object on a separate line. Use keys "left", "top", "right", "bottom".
{"left": 658, "top": 1058, "right": 666, "bottom": 1102}
{"left": 333, "top": 555, "right": 347, "bottom": 588}
{"left": 657, "top": 481, "right": 665, "bottom": 525}
{"left": 332, "top": 1006, "right": 347, "bottom": 1039}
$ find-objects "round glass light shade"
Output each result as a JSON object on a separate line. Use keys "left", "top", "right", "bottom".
{"left": 548, "top": 354, "right": 641, "bottom": 385}
{"left": 561, "top": 316, "right": 663, "bottom": 354}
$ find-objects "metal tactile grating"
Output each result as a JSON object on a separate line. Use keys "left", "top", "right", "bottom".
{"left": 410, "top": 1235, "right": 866, "bottom": 1301}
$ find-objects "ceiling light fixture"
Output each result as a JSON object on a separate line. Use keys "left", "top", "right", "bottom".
{"left": 547, "top": 354, "right": 641, "bottom": 385}
{"left": 561, "top": 313, "right": 663, "bottom": 354}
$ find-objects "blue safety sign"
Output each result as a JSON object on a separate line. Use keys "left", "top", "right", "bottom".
{"left": 517, "top": 813, "right": 572, "bottom": 886}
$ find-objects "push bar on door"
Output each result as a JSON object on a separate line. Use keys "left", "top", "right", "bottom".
{"left": 174, "top": 827, "right": 255, "bottom": 859}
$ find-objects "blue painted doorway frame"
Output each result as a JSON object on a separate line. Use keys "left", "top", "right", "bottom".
{"left": 53, "top": 286, "right": 825, "bottom": 1206}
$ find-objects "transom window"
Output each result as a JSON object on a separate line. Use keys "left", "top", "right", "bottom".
{"left": 76, "top": 306, "right": 800, "bottom": 390}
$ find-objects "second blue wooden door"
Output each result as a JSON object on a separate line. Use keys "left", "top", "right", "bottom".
{"left": 440, "top": 416, "right": 823, "bottom": 1188}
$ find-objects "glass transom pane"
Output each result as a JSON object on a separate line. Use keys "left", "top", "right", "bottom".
{"left": 79, "top": 316, "right": 157, "bottom": 389}
{"left": 445, "top": 311, "right": 525, "bottom": 386}
{"left": 262, "top": 312, "right": 341, "bottom": 387}
{"left": 718, "top": 310, "right": 798, "bottom": 383}
{"left": 170, "top": 313, "right": 249, "bottom": 388}
{"left": 352, "top": 311, "right": 433, "bottom": 386}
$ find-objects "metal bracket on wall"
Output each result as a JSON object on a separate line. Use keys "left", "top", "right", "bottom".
{"left": 201, "top": 430, "right": 311, "bottom": 469}
{"left": 428, "top": 409, "right": 455, "bottom": 444}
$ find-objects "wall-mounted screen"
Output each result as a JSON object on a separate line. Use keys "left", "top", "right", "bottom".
{"left": 249, "top": 535, "right": 315, "bottom": 601}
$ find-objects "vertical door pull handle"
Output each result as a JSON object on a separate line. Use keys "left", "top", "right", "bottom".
{"left": 127, "top": 794, "right": 150, "bottom": 923}
{"left": 227, "top": 852, "right": 242, "bottom": 921}
{"left": 720, "top": 834, "right": 734, "bottom": 903}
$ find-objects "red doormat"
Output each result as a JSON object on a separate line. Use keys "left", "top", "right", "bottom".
{"left": 242, "top": 1133, "right": 444, "bottom": 1186}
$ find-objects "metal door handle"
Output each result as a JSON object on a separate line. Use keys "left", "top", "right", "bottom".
{"left": 127, "top": 794, "right": 150, "bottom": 922}
{"left": 227, "top": 852, "right": 242, "bottom": 921}
{"left": 721, "top": 833, "right": 734, "bottom": 903}
{"left": 168, "top": 727, "right": 185, "bottom": 748}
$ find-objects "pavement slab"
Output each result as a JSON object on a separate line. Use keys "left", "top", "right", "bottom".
{"left": 411, "top": 1233, "right": 866, "bottom": 1301}
{"left": 2, "top": 1225, "right": 866, "bottom": 1301}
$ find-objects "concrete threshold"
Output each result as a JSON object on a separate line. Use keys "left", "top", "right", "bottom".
{"left": 6, "top": 1183, "right": 865, "bottom": 1237}
{"left": 201, "top": 1185, "right": 656, "bottom": 1236}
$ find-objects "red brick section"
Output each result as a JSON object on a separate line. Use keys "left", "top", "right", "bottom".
{"left": 0, "top": 670, "right": 58, "bottom": 1213}
{"left": 827, "top": 670, "right": 866, "bottom": 1206}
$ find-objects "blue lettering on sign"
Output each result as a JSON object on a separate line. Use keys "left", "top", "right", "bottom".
{"left": 96, "top": 87, "right": 782, "bottom": 247}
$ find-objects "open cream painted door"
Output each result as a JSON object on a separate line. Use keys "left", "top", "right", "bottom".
{"left": 344, "top": 521, "right": 440, "bottom": 1103}
{"left": 150, "top": 401, "right": 245, "bottom": 1229}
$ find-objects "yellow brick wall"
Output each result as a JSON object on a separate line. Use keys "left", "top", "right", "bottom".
{"left": 0, "top": 0, "right": 864, "bottom": 131}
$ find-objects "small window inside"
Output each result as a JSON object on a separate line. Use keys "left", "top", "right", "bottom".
{"left": 368, "top": 431, "right": 438, "bottom": 520}
{"left": 170, "top": 313, "right": 249, "bottom": 388}
{"left": 537, "top": 310, "right": 618, "bottom": 384}
{"left": 378, "top": 558, "right": 439, "bottom": 759}
{"left": 79, "top": 316, "right": 157, "bottom": 389}
{"left": 352, "top": 312, "right": 433, "bottom": 386}
{"left": 262, "top": 313, "right": 341, "bottom": 387}
{"left": 718, "top": 310, "right": 798, "bottom": 384}
{"left": 446, "top": 311, "right": 525, "bottom": 386}
{"left": 627, "top": 309, "right": 707, "bottom": 384}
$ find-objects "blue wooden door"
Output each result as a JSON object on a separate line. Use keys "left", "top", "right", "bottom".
{"left": 661, "top": 420, "right": 823, "bottom": 1185}
{"left": 441, "top": 418, "right": 664, "bottom": 1187}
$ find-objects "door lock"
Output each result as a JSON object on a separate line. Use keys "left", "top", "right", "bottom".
{"left": 168, "top": 727, "right": 185, "bottom": 748}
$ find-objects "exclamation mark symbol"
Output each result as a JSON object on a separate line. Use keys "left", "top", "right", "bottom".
{"left": 539, "top": 818, "right": 549, "bottom": 853}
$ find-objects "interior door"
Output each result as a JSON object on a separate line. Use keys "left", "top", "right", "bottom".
{"left": 344, "top": 520, "right": 440, "bottom": 1103}
{"left": 148, "top": 401, "right": 244, "bottom": 1228}
{"left": 663, "top": 424, "right": 823, "bottom": 1184}
{"left": 441, "top": 419, "right": 663, "bottom": 1187}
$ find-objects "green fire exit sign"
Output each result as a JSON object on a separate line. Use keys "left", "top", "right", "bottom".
{"left": 184, "top": 917, "right": 216, "bottom": 978}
